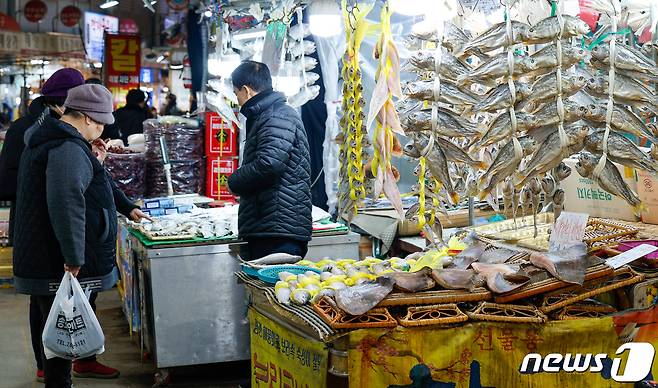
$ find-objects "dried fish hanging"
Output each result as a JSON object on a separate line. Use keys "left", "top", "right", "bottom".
{"left": 337, "top": 1, "right": 373, "bottom": 222}
{"left": 367, "top": 5, "right": 405, "bottom": 218}
{"left": 503, "top": 0, "right": 524, "bottom": 227}
{"left": 584, "top": 1, "right": 644, "bottom": 216}
{"left": 419, "top": 22, "right": 446, "bottom": 232}
{"left": 549, "top": 0, "right": 570, "bottom": 223}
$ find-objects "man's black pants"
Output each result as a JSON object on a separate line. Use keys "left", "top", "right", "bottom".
{"left": 31, "top": 292, "right": 98, "bottom": 387}
{"left": 246, "top": 237, "right": 309, "bottom": 260}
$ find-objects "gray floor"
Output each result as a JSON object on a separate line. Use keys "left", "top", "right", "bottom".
{"left": 0, "top": 288, "right": 249, "bottom": 388}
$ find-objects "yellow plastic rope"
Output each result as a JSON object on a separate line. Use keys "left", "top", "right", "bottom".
{"left": 418, "top": 157, "right": 427, "bottom": 228}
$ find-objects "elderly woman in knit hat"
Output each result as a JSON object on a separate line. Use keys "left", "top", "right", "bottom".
{"left": 12, "top": 83, "right": 150, "bottom": 387}
{"left": 0, "top": 68, "right": 86, "bottom": 382}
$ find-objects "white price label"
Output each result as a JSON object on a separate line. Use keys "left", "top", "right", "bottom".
{"left": 606, "top": 244, "right": 658, "bottom": 269}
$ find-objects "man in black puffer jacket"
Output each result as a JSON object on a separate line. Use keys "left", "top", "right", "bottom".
{"left": 227, "top": 61, "right": 312, "bottom": 260}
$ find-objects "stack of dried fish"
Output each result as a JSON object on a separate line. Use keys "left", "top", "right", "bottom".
{"left": 399, "top": 2, "right": 658, "bottom": 226}
{"left": 337, "top": 1, "right": 373, "bottom": 222}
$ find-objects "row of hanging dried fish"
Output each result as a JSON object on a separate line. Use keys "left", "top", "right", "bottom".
{"left": 399, "top": 5, "right": 658, "bottom": 231}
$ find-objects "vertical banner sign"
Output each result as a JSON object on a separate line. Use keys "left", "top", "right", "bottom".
{"left": 104, "top": 34, "right": 141, "bottom": 108}
{"left": 249, "top": 309, "right": 328, "bottom": 388}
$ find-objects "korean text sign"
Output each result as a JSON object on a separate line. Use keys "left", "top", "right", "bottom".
{"left": 249, "top": 308, "right": 328, "bottom": 388}
{"left": 104, "top": 34, "right": 140, "bottom": 88}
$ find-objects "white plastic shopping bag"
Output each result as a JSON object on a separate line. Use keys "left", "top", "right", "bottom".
{"left": 42, "top": 272, "right": 105, "bottom": 360}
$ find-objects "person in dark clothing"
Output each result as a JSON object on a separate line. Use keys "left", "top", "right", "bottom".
{"left": 13, "top": 84, "right": 150, "bottom": 387}
{"left": 227, "top": 61, "right": 312, "bottom": 260}
{"left": 162, "top": 93, "right": 183, "bottom": 116}
{"left": 0, "top": 69, "right": 85, "bottom": 383}
{"left": 102, "top": 89, "right": 149, "bottom": 144}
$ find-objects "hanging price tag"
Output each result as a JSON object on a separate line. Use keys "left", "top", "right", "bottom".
{"left": 549, "top": 212, "right": 589, "bottom": 252}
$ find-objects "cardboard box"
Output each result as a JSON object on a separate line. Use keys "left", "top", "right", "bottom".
{"left": 636, "top": 169, "right": 658, "bottom": 224}
{"left": 561, "top": 158, "right": 639, "bottom": 222}
{"left": 206, "top": 157, "right": 238, "bottom": 200}
{"left": 205, "top": 112, "right": 238, "bottom": 157}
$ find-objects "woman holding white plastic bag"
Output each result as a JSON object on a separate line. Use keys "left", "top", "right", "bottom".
{"left": 12, "top": 84, "right": 150, "bottom": 387}
{"left": 42, "top": 272, "right": 105, "bottom": 362}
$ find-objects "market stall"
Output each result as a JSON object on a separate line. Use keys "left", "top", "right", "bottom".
{"left": 114, "top": 203, "right": 358, "bottom": 379}
{"left": 238, "top": 214, "right": 658, "bottom": 387}
{"left": 213, "top": 0, "right": 658, "bottom": 386}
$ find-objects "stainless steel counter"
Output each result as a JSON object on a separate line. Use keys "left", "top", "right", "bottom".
{"left": 127, "top": 229, "right": 360, "bottom": 369}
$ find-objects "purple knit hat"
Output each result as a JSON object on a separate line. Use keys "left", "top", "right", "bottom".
{"left": 41, "top": 68, "right": 85, "bottom": 97}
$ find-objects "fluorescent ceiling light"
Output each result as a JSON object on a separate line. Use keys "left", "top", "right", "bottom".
{"left": 156, "top": 55, "right": 165, "bottom": 63}
{"left": 232, "top": 28, "right": 266, "bottom": 41}
{"left": 100, "top": 0, "right": 119, "bottom": 9}
{"left": 309, "top": 0, "right": 341, "bottom": 37}
{"left": 169, "top": 64, "right": 183, "bottom": 70}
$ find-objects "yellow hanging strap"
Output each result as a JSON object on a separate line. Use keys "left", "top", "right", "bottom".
{"left": 418, "top": 157, "right": 427, "bottom": 228}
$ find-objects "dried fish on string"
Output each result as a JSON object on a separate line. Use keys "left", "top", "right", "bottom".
{"left": 585, "top": 72, "right": 658, "bottom": 106}
{"left": 584, "top": 130, "right": 658, "bottom": 174}
{"left": 523, "top": 15, "right": 590, "bottom": 44}
{"left": 474, "top": 81, "right": 532, "bottom": 113}
{"left": 402, "top": 79, "right": 478, "bottom": 106}
{"left": 516, "top": 125, "right": 590, "bottom": 189}
{"left": 457, "top": 51, "right": 536, "bottom": 86}
{"left": 367, "top": 6, "right": 405, "bottom": 218}
{"left": 479, "top": 136, "right": 538, "bottom": 199}
{"left": 434, "top": 136, "right": 486, "bottom": 169}
{"left": 586, "top": 103, "right": 658, "bottom": 143}
{"left": 402, "top": 108, "right": 480, "bottom": 138}
{"left": 473, "top": 111, "right": 535, "bottom": 148}
{"left": 591, "top": 43, "right": 658, "bottom": 78}
{"left": 517, "top": 71, "right": 589, "bottom": 112}
{"left": 406, "top": 49, "right": 472, "bottom": 82}
{"left": 575, "top": 152, "right": 643, "bottom": 214}
{"left": 337, "top": 0, "right": 374, "bottom": 222}
{"left": 459, "top": 20, "right": 530, "bottom": 55}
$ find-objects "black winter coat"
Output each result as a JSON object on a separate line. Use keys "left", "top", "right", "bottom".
{"left": 0, "top": 97, "right": 52, "bottom": 243}
{"left": 227, "top": 90, "right": 312, "bottom": 241}
{"left": 104, "top": 103, "right": 149, "bottom": 143}
{"left": 13, "top": 117, "right": 120, "bottom": 295}
{"left": 0, "top": 97, "right": 50, "bottom": 201}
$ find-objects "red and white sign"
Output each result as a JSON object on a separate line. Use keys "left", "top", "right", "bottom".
{"left": 119, "top": 18, "right": 139, "bottom": 34}
{"left": 0, "top": 12, "right": 20, "bottom": 31}
{"left": 24, "top": 0, "right": 47, "bottom": 23}
{"left": 206, "top": 157, "right": 238, "bottom": 200}
{"left": 60, "top": 6, "right": 81, "bottom": 27}
{"left": 205, "top": 112, "right": 238, "bottom": 157}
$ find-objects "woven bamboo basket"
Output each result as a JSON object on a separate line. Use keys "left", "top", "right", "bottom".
{"left": 397, "top": 304, "right": 469, "bottom": 327}
{"left": 553, "top": 304, "right": 618, "bottom": 320}
{"left": 494, "top": 264, "right": 614, "bottom": 304}
{"left": 378, "top": 288, "right": 492, "bottom": 307}
{"left": 540, "top": 267, "right": 645, "bottom": 313}
{"left": 313, "top": 297, "right": 398, "bottom": 329}
{"left": 466, "top": 302, "right": 547, "bottom": 323}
